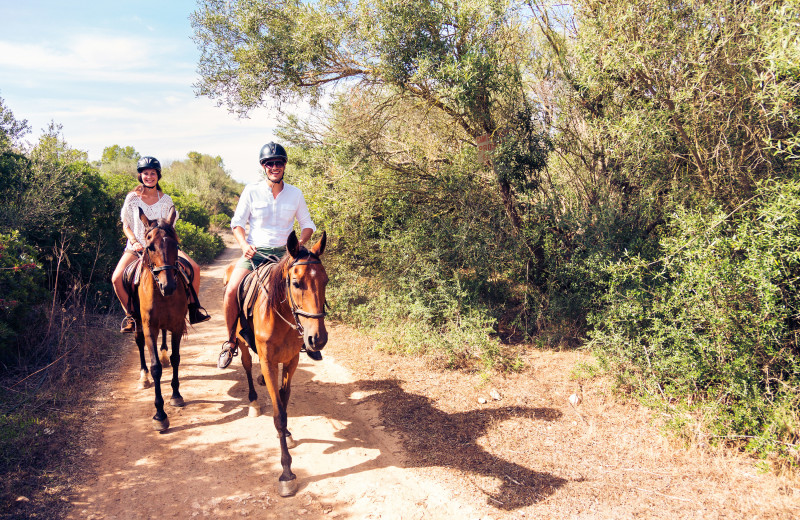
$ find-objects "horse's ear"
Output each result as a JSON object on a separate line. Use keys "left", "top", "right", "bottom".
{"left": 310, "top": 231, "right": 326, "bottom": 257}
{"left": 287, "top": 230, "right": 300, "bottom": 258}
{"left": 139, "top": 207, "right": 154, "bottom": 228}
{"left": 165, "top": 206, "right": 177, "bottom": 226}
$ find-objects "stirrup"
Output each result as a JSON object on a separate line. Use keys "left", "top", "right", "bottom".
{"left": 217, "top": 340, "right": 238, "bottom": 369}
{"left": 120, "top": 315, "right": 136, "bottom": 334}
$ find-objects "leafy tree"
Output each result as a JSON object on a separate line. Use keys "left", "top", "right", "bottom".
{"left": 101, "top": 144, "right": 140, "bottom": 164}
{"left": 192, "top": 0, "right": 548, "bottom": 238}
{"left": 162, "top": 151, "right": 242, "bottom": 216}
{"left": 533, "top": 0, "right": 800, "bottom": 206}
{"left": 99, "top": 144, "right": 140, "bottom": 176}
{"left": 0, "top": 95, "right": 30, "bottom": 153}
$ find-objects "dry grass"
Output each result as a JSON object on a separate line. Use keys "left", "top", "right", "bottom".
{"left": 327, "top": 323, "right": 800, "bottom": 519}
{"left": 0, "top": 312, "right": 125, "bottom": 520}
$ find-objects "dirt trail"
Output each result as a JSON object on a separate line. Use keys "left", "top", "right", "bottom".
{"left": 67, "top": 237, "right": 481, "bottom": 520}
{"left": 66, "top": 235, "right": 799, "bottom": 520}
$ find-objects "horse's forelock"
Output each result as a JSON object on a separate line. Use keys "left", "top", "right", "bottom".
{"left": 155, "top": 219, "right": 179, "bottom": 241}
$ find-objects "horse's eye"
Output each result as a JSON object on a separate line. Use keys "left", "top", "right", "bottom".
{"left": 292, "top": 280, "right": 301, "bottom": 288}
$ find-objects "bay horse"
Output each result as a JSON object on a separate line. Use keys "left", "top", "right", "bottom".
{"left": 224, "top": 230, "right": 328, "bottom": 497}
{"left": 133, "top": 206, "right": 188, "bottom": 431}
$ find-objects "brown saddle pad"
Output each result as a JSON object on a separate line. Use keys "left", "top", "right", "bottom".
{"left": 238, "top": 262, "right": 278, "bottom": 321}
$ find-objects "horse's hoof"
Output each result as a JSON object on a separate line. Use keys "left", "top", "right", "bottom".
{"left": 278, "top": 478, "right": 297, "bottom": 497}
{"left": 170, "top": 396, "right": 185, "bottom": 407}
{"left": 153, "top": 417, "right": 169, "bottom": 431}
{"left": 248, "top": 403, "right": 261, "bottom": 417}
{"left": 257, "top": 374, "right": 266, "bottom": 386}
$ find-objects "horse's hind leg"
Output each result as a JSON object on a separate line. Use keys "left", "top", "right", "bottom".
{"left": 159, "top": 329, "right": 170, "bottom": 368}
{"left": 240, "top": 341, "right": 261, "bottom": 417}
{"left": 168, "top": 332, "right": 184, "bottom": 407}
{"left": 136, "top": 330, "right": 151, "bottom": 389}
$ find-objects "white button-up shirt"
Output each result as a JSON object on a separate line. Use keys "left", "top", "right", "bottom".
{"left": 230, "top": 181, "right": 316, "bottom": 248}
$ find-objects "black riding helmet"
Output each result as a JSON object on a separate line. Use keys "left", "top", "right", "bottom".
{"left": 136, "top": 156, "right": 162, "bottom": 187}
{"left": 259, "top": 142, "right": 288, "bottom": 164}
{"left": 137, "top": 156, "right": 162, "bottom": 173}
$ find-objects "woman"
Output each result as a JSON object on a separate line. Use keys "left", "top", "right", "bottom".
{"left": 111, "top": 156, "right": 210, "bottom": 333}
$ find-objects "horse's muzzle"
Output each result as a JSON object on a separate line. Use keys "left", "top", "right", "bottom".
{"left": 303, "top": 328, "right": 328, "bottom": 352}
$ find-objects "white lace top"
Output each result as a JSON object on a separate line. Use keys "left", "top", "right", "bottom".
{"left": 120, "top": 191, "right": 179, "bottom": 251}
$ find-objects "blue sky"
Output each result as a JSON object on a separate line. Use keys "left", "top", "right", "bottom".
{"left": 0, "top": 0, "right": 285, "bottom": 183}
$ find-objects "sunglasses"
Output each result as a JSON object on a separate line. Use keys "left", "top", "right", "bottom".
{"left": 261, "top": 160, "right": 286, "bottom": 168}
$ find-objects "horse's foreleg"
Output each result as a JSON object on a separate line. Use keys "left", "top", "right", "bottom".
{"left": 159, "top": 329, "right": 170, "bottom": 368}
{"left": 260, "top": 357, "right": 296, "bottom": 497}
{"left": 145, "top": 327, "right": 168, "bottom": 431}
{"left": 241, "top": 341, "right": 260, "bottom": 417}
{"left": 168, "top": 332, "right": 184, "bottom": 407}
{"left": 279, "top": 354, "right": 299, "bottom": 449}
{"left": 136, "top": 330, "right": 151, "bottom": 389}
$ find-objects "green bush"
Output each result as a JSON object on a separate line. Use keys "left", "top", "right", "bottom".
{"left": 0, "top": 231, "right": 47, "bottom": 363}
{"left": 209, "top": 213, "right": 231, "bottom": 232}
{"left": 589, "top": 179, "right": 800, "bottom": 461}
{"left": 169, "top": 191, "right": 211, "bottom": 229}
{"left": 175, "top": 220, "right": 224, "bottom": 264}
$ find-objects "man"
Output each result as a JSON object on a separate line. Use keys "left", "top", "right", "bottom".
{"left": 217, "top": 142, "right": 319, "bottom": 369}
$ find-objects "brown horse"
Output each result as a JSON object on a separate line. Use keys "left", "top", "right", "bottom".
{"left": 225, "top": 230, "right": 328, "bottom": 497}
{"left": 133, "top": 206, "right": 188, "bottom": 431}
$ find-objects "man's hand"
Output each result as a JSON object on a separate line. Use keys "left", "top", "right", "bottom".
{"left": 242, "top": 244, "right": 257, "bottom": 259}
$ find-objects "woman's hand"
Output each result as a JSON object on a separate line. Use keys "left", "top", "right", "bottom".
{"left": 132, "top": 242, "right": 144, "bottom": 252}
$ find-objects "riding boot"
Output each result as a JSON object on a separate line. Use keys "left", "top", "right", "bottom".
{"left": 188, "top": 301, "right": 211, "bottom": 324}
{"left": 218, "top": 339, "right": 239, "bottom": 369}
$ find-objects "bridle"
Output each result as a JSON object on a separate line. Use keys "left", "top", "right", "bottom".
{"left": 284, "top": 256, "right": 327, "bottom": 335}
{"left": 251, "top": 251, "right": 327, "bottom": 336}
{"left": 141, "top": 233, "right": 179, "bottom": 288}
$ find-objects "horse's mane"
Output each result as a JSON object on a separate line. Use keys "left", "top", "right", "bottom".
{"left": 265, "top": 248, "right": 316, "bottom": 310}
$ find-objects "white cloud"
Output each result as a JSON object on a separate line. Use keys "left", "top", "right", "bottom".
{"left": 0, "top": 35, "right": 193, "bottom": 84}
{"left": 0, "top": 8, "right": 315, "bottom": 185}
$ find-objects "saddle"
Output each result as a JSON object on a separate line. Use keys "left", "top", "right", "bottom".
{"left": 235, "top": 259, "right": 280, "bottom": 351}
{"left": 123, "top": 257, "right": 195, "bottom": 319}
